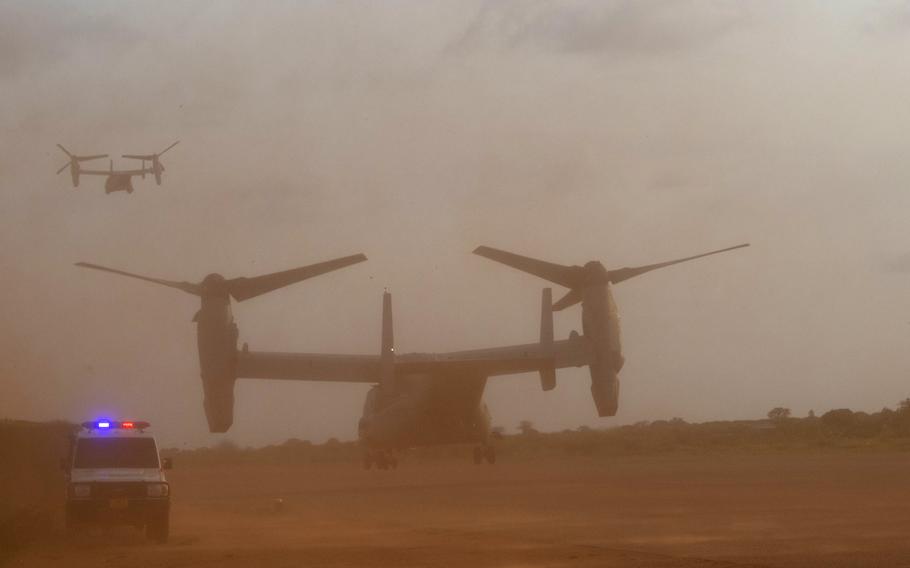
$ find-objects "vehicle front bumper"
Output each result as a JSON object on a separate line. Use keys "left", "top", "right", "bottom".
{"left": 66, "top": 497, "right": 169, "bottom": 524}
{"left": 66, "top": 482, "right": 169, "bottom": 526}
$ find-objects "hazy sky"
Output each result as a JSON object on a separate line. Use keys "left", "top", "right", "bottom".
{"left": 3, "top": 1, "right": 910, "bottom": 447}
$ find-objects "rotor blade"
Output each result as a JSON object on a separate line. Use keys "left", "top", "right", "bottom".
{"left": 607, "top": 243, "right": 750, "bottom": 284}
{"left": 226, "top": 253, "right": 367, "bottom": 302}
{"left": 123, "top": 141, "right": 178, "bottom": 160}
{"left": 77, "top": 154, "right": 108, "bottom": 161}
{"left": 473, "top": 246, "right": 584, "bottom": 289}
{"left": 56, "top": 144, "right": 73, "bottom": 157}
{"left": 158, "top": 140, "right": 180, "bottom": 156}
{"left": 56, "top": 163, "right": 69, "bottom": 175}
{"left": 74, "top": 262, "right": 201, "bottom": 296}
{"left": 552, "top": 288, "right": 583, "bottom": 311}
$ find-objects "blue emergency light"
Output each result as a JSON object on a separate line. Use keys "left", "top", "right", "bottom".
{"left": 81, "top": 420, "right": 150, "bottom": 431}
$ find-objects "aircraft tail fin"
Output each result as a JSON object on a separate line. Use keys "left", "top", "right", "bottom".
{"left": 380, "top": 291, "right": 396, "bottom": 394}
{"left": 539, "top": 288, "right": 556, "bottom": 391}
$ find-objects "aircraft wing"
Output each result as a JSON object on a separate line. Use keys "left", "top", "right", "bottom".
{"left": 78, "top": 169, "right": 151, "bottom": 176}
{"left": 236, "top": 335, "right": 590, "bottom": 383}
{"left": 395, "top": 337, "right": 590, "bottom": 377}
{"left": 237, "top": 351, "right": 380, "bottom": 382}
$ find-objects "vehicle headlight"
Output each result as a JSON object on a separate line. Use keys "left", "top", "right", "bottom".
{"left": 146, "top": 483, "right": 169, "bottom": 498}
{"left": 72, "top": 484, "right": 91, "bottom": 498}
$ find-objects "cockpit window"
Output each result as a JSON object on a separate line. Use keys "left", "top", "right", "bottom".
{"left": 73, "top": 438, "right": 159, "bottom": 469}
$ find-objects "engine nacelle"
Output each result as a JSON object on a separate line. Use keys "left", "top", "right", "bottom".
{"left": 195, "top": 301, "right": 239, "bottom": 432}
{"left": 581, "top": 283, "right": 625, "bottom": 417}
{"left": 589, "top": 362, "right": 620, "bottom": 417}
{"left": 201, "top": 368, "right": 236, "bottom": 433}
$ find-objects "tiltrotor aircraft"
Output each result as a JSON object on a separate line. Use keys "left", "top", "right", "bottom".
{"left": 76, "top": 242, "right": 747, "bottom": 468}
{"left": 56, "top": 141, "right": 179, "bottom": 194}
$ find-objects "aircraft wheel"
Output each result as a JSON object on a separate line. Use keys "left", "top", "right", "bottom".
{"left": 363, "top": 453, "right": 373, "bottom": 470}
{"left": 473, "top": 446, "right": 483, "bottom": 465}
{"left": 484, "top": 446, "right": 496, "bottom": 465}
{"left": 389, "top": 456, "right": 398, "bottom": 470}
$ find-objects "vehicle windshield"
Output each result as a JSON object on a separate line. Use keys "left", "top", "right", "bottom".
{"left": 73, "top": 437, "right": 159, "bottom": 469}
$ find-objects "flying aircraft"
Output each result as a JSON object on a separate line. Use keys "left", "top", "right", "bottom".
{"left": 75, "top": 243, "right": 748, "bottom": 468}
{"left": 56, "top": 141, "right": 179, "bottom": 194}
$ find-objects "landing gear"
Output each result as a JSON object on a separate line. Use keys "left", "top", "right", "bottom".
{"left": 473, "top": 445, "right": 496, "bottom": 465}
{"left": 363, "top": 450, "right": 398, "bottom": 470}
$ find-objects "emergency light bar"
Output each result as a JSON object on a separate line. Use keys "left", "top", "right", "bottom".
{"left": 81, "top": 420, "right": 150, "bottom": 431}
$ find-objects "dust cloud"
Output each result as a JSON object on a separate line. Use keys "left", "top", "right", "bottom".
{"left": 2, "top": 1, "right": 910, "bottom": 447}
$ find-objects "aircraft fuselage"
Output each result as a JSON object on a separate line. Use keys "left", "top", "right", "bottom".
{"left": 105, "top": 174, "right": 135, "bottom": 194}
{"left": 358, "top": 373, "right": 490, "bottom": 450}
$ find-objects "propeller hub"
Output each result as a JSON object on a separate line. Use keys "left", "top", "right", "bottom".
{"left": 583, "top": 261, "right": 610, "bottom": 286}
{"left": 200, "top": 273, "right": 229, "bottom": 297}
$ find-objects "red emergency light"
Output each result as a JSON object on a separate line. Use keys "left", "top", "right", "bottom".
{"left": 80, "top": 420, "right": 150, "bottom": 431}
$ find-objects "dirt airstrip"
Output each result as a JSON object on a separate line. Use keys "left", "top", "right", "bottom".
{"left": 8, "top": 451, "right": 910, "bottom": 567}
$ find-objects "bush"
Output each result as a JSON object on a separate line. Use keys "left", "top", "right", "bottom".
{"left": 821, "top": 409, "right": 855, "bottom": 436}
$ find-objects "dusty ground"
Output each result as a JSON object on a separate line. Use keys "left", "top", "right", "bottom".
{"left": 8, "top": 451, "right": 910, "bottom": 567}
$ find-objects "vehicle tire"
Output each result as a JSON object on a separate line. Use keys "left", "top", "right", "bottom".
{"left": 484, "top": 446, "right": 496, "bottom": 465}
{"left": 473, "top": 446, "right": 483, "bottom": 465}
{"left": 64, "top": 506, "right": 82, "bottom": 537}
{"left": 146, "top": 512, "right": 169, "bottom": 544}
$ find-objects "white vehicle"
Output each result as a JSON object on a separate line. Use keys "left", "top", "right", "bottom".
{"left": 63, "top": 420, "right": 172, "bottom": 543}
